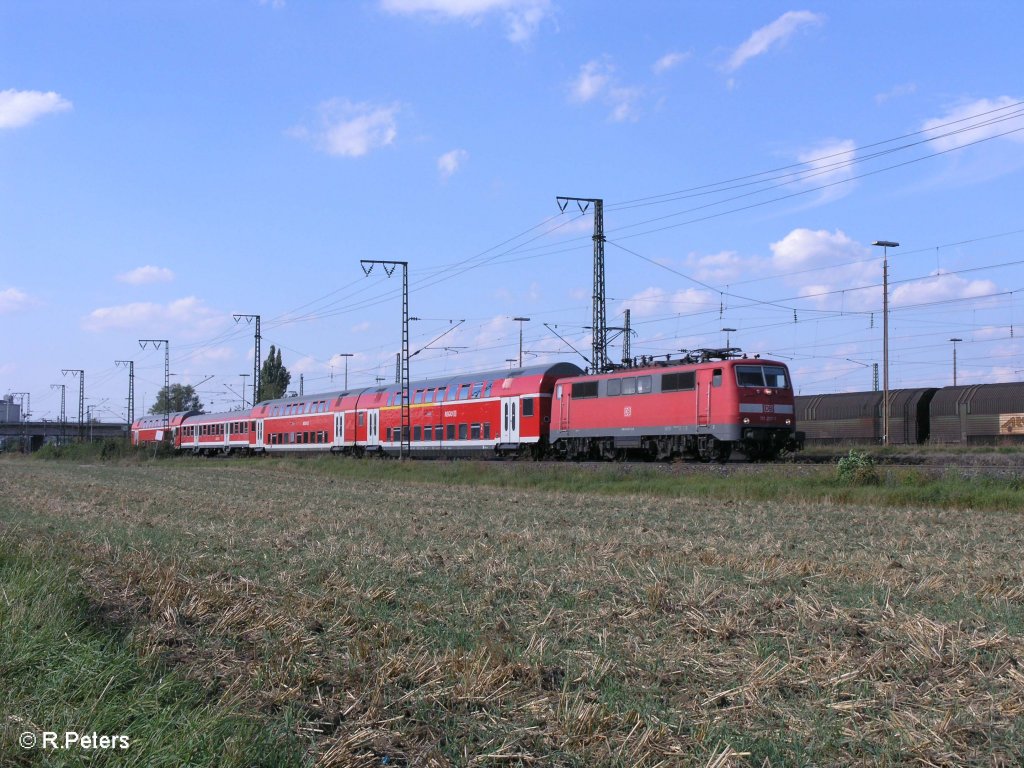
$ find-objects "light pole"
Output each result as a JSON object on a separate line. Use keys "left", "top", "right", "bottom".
{"left": 872, "top": 240, "right": 899, "bottom": 445}
{"left": 722, "top": 327, "right": 737, "bottom": 349}
{"left": 337, "top": 353, "right": 353, "bottom": 390}
{"left": 513, "top": 317, "right": 530, "bottom": 368}
{"left": 950, "top": 338, "right": 963, "bottom": 386}
{"left": 506, "top": 358, "right": 517, "bottom": 370}
{"left": 239, "top": 373, "right": 250, "bottom": 408}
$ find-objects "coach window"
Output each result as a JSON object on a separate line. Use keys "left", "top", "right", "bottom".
{"left": 446, "top": 423, "right": 455, "bottom": 440}
{"left": 621, "top": 377, "right": 637, "bottom": 395}
{"left": 436, "top": 387, "right": 446, "bottom": 403}
{"left": 424, "top": 388, "right": 434, "bottom": 403}
{"left": 471, "top": 423, "right": 481, "bottom": 440}
{"left": 414, "top": 390, "right": 424, "bottom": 404}
{"left": 414, "top": 426, "right": 422, "bottom": 441}
{"left": 637, "top": 375, "right": 652, "bottom": 394}
{"left": 434, "top": 423, "right": 442, "bottom": 439}
{"left": 459, "top": 423, "right": 468, "bottom": 440}
{"left": 386, "top": 427, "right": 392, "bottom": 442}
{"left": 483, "top": 423, "right": 491, "bottom": 440}
{"left": 483, "top": 382, "right": 493, "bottom": 398}
{"left": 521, "top": 398, "right": 534, "bottom": 417}
{"left": 359, "top": 412, "right": 365, "bottom": 427}
{"left": 424, "top": 425, "right": 432, "bottom": 441}
{"left": 712, "top": 369, "right": 723, "bottom": 387}
{"left": 471, "top": 382, "right": 483, "bottom": 398}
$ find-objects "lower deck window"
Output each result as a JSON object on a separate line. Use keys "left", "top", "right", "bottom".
{"left": 447, "top": 424, "right": 456, "bottom": 440}
{"left": 459, "top": 423, "right": 468, "bottom": 440}
{"left": 470, "top": 423, "right": 481, "bottom": 440}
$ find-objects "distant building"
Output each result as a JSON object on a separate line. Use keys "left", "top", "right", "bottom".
{"left": 0, "top": 396, "right": 22, "bottom": 423}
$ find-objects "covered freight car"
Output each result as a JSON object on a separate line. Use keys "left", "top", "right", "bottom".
{"left": 795, "top": 388, "right": 936, "bottom": 445}
{"left": 929, "top": 383, "right": 1024, "bottom": 444}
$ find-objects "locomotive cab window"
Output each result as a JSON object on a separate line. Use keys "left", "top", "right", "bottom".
{"left": 736, "top": 365, "right": 789, "bottom": 389}
{"left": 607, "top": 379, "right": 621, "bottom": 396}
{"left": 637, "top": 375, "right": 652, "bottom": 394}
{"left": 621, "top": 377, "right": 636, "bottom": 395}
{"left": 712, "top": 369, "right": 723, "bottom": 387}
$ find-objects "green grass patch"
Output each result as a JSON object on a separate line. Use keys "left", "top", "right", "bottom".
{"left": 0, "top": 538, "right": 306, "bottom": 767}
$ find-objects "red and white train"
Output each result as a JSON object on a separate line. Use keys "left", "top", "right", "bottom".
{"left": 132, "top": 353, "right": 801, "bottom": 462}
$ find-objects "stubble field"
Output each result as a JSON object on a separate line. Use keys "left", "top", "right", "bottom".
{"left": 1, "top": 455, "right": 1023, "bottom": 766}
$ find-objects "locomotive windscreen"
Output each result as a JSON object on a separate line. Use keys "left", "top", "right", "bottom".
{"left": 736, "top": 365, "right": 789, "bottom": 388}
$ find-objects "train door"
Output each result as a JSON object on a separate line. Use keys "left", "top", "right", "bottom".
{"left": 365, "top": 409, "right": 380, "bottom": 448}
{"left": 557, "top": 385, "right": 569, "bottom": 430}
{"left": 501, "top": 397, "right": 520, "bottom": 444}
{"left": 333, "top": 412, "right": 345, "bottom": 448}
{"left": 255, "top": 419, "right": 264, "bottom": 449}
{"left": 696, "top": 368, "right": 722, "bottom": 429}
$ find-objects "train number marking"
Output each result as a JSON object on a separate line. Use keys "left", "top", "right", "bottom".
{"left": 444, "top": 410, "right": 457, "bottom": 418}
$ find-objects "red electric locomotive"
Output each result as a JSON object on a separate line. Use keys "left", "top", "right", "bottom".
{"left": 549, "top": 351, "right": 799, "bottom": 462}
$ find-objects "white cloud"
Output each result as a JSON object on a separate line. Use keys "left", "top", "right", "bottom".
{"left": 770, "top": 228, "right": 867, "bottom": 271}
{"left": 438, "top": 148, "right": 468, "bottom": 179}
{"left": 290, "top": 99, "right": 400, "bottom": 158}
{"left": 351, "top": 321, "right": 372, "bottom": 334}
{"left": 921, "top": 96, "right": 1024, "bottom": 152}
{"left": 568, "top": 59, "right": 642, "bottom": 122}
{"left": 380, "top": 0, "right": 552, "bottom": 43}
{"left": 725, "top": 11, "right": 825, "bottom": 72}
{"left": 891, "top": 271, "right": 998, "bottom": 308}
{"left": 875, "top": 82, "right": 916, "bottom": 105}
{"left": 570, "top": 59, "right": 612, "bottom": 104}
{"left": 688, "top": 250, "right": 745, "bottom": 284}
{"left": 0, "top": 89, "right": 72, "bottom": 129}
{"left": 116, "top": 265, "right": 175, "bottom": 285}
{"left": 619, "top": 286, "right": 717, "bottom": 318}
{"left": 653, "top": 51, "right": 690, "bottom": 74}
{"left": 259, "top": 0, "right": 286, "bottom": 8}
{"left": 82, "top": 296, "right": 223, "bottom": 337}
{"left": 0, "top": 287, "right": 34, "bottom": 313}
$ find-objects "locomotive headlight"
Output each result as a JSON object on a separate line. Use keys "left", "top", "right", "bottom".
{"left": 785, "top": 418, "right": 792, "bottom": 425}
{"left": 742, "top": 417, "right": 750, "bottom": 424}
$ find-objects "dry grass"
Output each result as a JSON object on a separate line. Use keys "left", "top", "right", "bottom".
{"left": 1, "top": 456, "right": 1023, "bottom": 766}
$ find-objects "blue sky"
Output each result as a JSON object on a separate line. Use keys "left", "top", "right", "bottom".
{"left": 3, "top": 1, "right": 1024, "bottom": 421}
